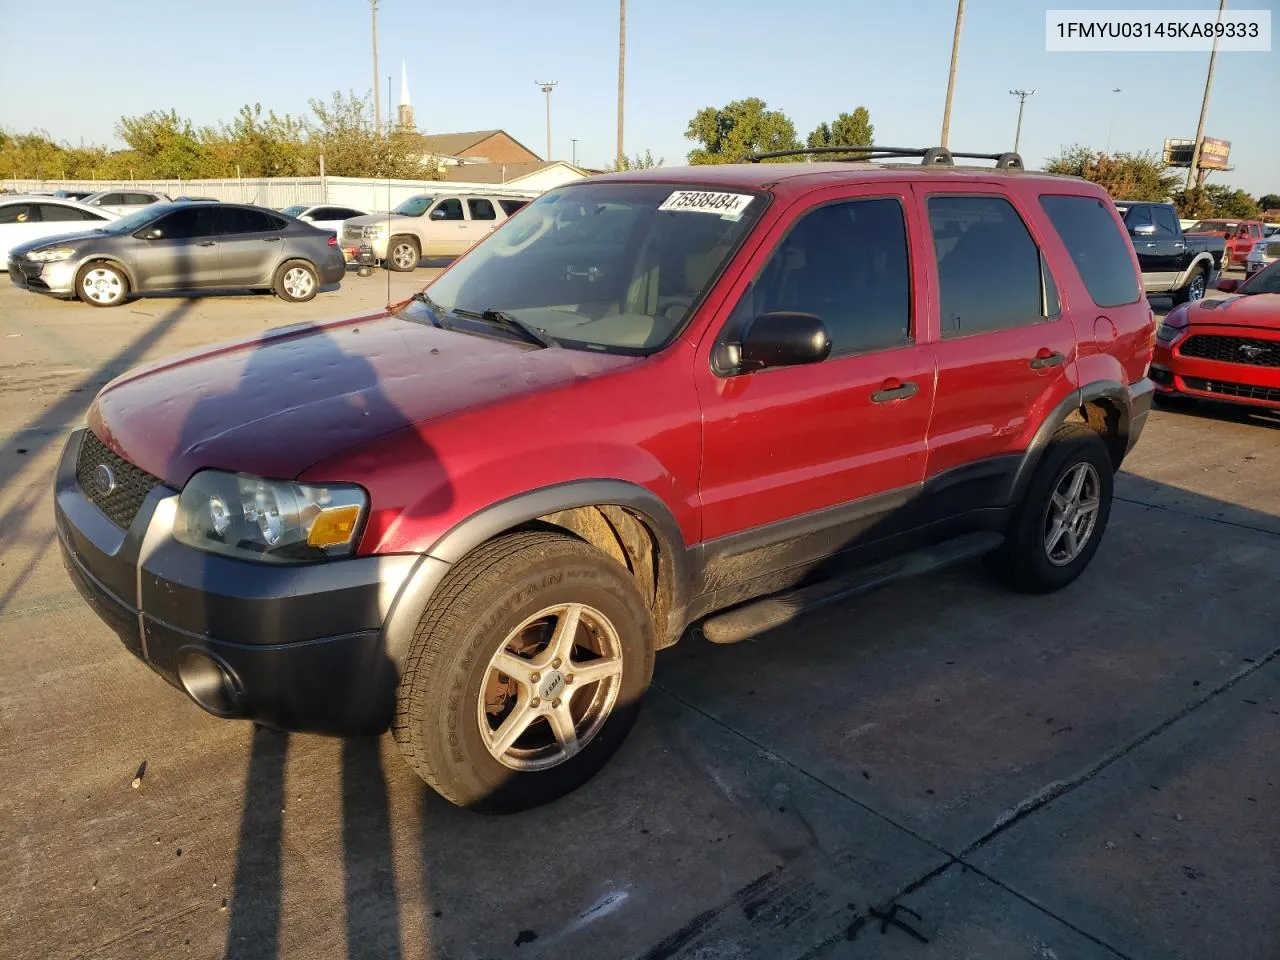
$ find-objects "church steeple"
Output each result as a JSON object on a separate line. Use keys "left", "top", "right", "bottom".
{"left": 397, "top": 61, "right": 415, "bottom": 131}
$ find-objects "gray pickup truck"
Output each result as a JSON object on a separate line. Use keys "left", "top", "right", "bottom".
{"left": 1114, "top": 201, "right": 1223, "bottom": 304}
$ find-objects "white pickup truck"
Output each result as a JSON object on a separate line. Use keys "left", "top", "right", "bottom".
{"left": 341, "top": 193, "right": 530, "bottom": 271}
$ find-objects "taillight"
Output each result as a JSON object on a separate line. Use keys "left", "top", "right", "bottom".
{"left": 327, "top": 235, "right": 338, "bottom": 246}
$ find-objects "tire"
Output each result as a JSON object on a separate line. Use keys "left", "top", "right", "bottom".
{"left": 986, "top": 424, "right": 1114, "bottom": 594}
{"left": 393, "top": 530, "right": 655, "bottom": 811}
{"left": 387, "top": 236, "right": 420, "bottom": 272}
{"left": 1171, "top": 266, "right": 1207, "bottom": 305}
{"left": 272, "top": 260, "right": 318, "bottom": 302}
{"left": 1221, "top": 250, "right": 1231, "bottom": 272}
{"left": 76, "top": 262, "right": 129, "bottom": 307}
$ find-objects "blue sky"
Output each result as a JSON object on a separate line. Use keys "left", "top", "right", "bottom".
{"left": 1, "top": 0, "right": 1276, "bottom": 195}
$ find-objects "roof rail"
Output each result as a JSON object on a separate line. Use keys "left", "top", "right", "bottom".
{"left": 744, "top": 145, "right": 1024, "bottom": 170}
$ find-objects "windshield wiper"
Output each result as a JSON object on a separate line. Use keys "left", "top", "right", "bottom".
{"left": 407, "top": 291, "right": 453, "bottom": 330}
{"left": 452, "top": 307, "right": 555, "bottom": 348}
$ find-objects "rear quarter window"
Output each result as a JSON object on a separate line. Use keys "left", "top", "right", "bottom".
{"left": 1039, "top": 195, "right": 1141, "bottom": 308}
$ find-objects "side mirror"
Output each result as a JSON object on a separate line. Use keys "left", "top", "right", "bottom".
{"left": 1216, "top": 278, "right": 1239, "bottom": 292}
{"left": 1130, "top": 223, "right": 1156, "bottom": 237}
{"left": 737, "top": 312, "right": 831, "bottom": 372}
{"left": 430, "top": 208, "right": 448, "bottom": 220}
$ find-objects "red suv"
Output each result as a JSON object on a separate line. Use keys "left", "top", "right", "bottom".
{"left": 55, "top": 148, "right": 1155, "bottom": 810}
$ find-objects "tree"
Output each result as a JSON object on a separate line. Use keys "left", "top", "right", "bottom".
{"left": 805, "top": 107, "right": 874, "bottom": 158}
{"left": 221, "top": 103, "right": 308, "bottom": 177}
{"left": 305, "top": 90, "right": 438, "bottom": 179}
{"left": 1202, "top": 184, "right": 1261, "bottom": 219}
{"left": 115, "top": 109, "right": 215, "bottom": 178}
{"left": 685, "top": 98, "right": 801, "bottom": 164}
{"left": 1043, "top": 145, "right": 1179, "bottom": 201}
{"left": 1169, "top": 188, "right": 1213, "bottom": 219}
{"left": 1259, "top": 193, "right": 1280, "bottom": 212}
{"left": 604, "top": 149, "right": 662, "bottom": 172}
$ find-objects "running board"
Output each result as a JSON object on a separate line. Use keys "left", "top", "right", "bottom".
{"left": 699, "top": 532, "right": 1004, "bottom": 645}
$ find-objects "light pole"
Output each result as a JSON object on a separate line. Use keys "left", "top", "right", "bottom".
{"left": 617, "top": 0, "right": 626, "bottom": 169}
{"left": 570, "top": 138, "right": 578, "bottom": 167}
{"left": 1009, "top": 89, "right": 1035, "bottom": 153}
{"left": 536, "top": 81, "right": 558, "bottom": 160}
{"left": 1187, "top": 0, "right": 1227, "bottom": 190}
{"left": 940, "top": 0, "right": 965, "bottom": 147}
{"left": 369, "top": 0, "right": 381, "bottom": 136}
{"left": 1106, "top": 88, "right": 1122, "bottom": 153}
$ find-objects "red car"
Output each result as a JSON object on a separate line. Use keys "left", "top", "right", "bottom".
{"left": 1185, "top": 218, "right": 1266, "bottom": 271}
{"left": 1152, "top": 260, "right": 1280, "bottom": 409}
{"left": 55, "top": 148, "right": 1155, "bottom": 810}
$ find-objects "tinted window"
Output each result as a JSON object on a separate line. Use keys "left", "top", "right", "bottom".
{"left": 266, "top": 212, "right": 289, "bottom": 230}
{"left": 307, "top": 207, "right": 337, "bottom": 219}
{"left": 1039, "top": 195, "right": 1141, "bottom": 308}
{"left": 468, "top": 198, "right": 496, "bottom": 221}
{"left": 928, "top": 195, "right": 1050, "bottom": 337}
{"left": 499, "top": 198, "right": 529, "bottom": 215}
{"left": 218, "top": 207, "right": 273, "bottom": 234}
{"left": 432, "top": 198, "right": 464, "bottom": 221}
{"left": 335, "top": 208, "right": 364, "bottom": 219}
{"left": 1153, "top": 206, "right": 1179, "bottom": 237}
{"left": 731, "top": 198, "right": 911, "bottom": 356}
{"left": 0, "top": 203, "right": 35, "bottom": 224}
{"left": 1125, "top": 206, "right": 1153, "bottom": 231}
{"left": 99, "top": 194, "right": 126, "bottom": 205}
{"left": 153, "top": 206, "right": 216, "bottom": 239}
{"left": 123, "top": 193, "right": 153, "bottom": 205}
{"left": 37, "top": 203, "right": 102, "bottom": 222}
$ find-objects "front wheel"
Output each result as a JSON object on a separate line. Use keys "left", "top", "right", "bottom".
{"left": 394, "top": 531, "right": 655, "bottom": 811}
{"left": 986, "top": 425, "right": 1114, "bottom": 594}
{"left": 387, "top": 237, "right": 420, "bottom": 272}
{"left": 77, "top": 263, "right": 129, "bottom": 307}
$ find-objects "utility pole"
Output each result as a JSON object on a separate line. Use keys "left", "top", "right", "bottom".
{"left": 617, "top": 0, "right": 626, "bottom": 169}
{"left": 369, "top": 0, "right": 381, "bottom": 136}
{"left": 536, "top": 81, "right": 558, "bottom": 160}
{"left": 1009, "top": 89, "right": 1035, "bottom": 153}
{"left": 570, "top": 138, "right": 578, "bottom": 167}
{"left": 1106, "top": 88, "right": 1122, "bottom": 153}
{"left": 940, "top": 0, "right": 965, "bottom": 147}
{"left": 1186, "top": 0, "right": 1227, "bottom": 191}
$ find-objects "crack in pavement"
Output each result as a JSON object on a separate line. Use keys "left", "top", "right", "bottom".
{"left": 1115, "top": 494, "right": 1280, "bottom": 539}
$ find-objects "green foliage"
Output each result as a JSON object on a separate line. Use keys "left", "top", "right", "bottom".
{"left": 605, "top": 149, "right": 663, "bottom": 172}
{"left": 1202, "top": 184, "right": 1261, "bottom": 219}
{"left": 1044, "top": 145, "right": 1180, "bottom": 202}
{"left": 685, "top": 98, "right": 801, "bottom": 164}
{"left": 1169, "top": 188, "right": 1213, "bottom": 219}
{"left": 0, "top": 92, "right": 441, "bottom": 182}
{"left": 805, "top": 107, "right": 875, "bottom": 158}
{"left": 1259, "top": 193, "right": 1280, "bottom": 212}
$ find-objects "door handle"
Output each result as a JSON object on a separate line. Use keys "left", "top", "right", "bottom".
{"left": 196, "top": 241, "right": 216, "bottom": 247}
{"left": 262, "top": 236, "right": 282, "bottom": 241}
{"left": 1030, "top": 349, "right": 1066, "bottom": 369}
{"left": 870, "top": 379, "right": 919, "bottom": 403}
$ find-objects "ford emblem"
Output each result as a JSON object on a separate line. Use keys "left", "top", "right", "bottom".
{"left": 92, "top": 463, "right": 117, "bottom": 496}
{"left": 1238, "top": 343, "right": 1269, "bottom": 360}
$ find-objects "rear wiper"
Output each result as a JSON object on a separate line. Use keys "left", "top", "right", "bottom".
{"left": 452, "top": 307, "right": 555, "bottom": 348}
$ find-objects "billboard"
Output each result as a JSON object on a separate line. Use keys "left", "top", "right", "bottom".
{"left": 1162, "top": 137, "right": 1231, "bottom": 169}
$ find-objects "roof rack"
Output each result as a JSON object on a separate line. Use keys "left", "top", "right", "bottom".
{"left": 744, "top": 145, "right": 1024, "bottom": 170}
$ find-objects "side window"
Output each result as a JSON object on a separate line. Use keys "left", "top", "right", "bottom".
{"left": 1152, "top": 206, "right": 1179, "bottom": 237}
{"left": 0, "top": 203, "right": 36, "bottom": 224}
{"left": 432, "top": 198, "right": 464, "bottom": 221}
{"left": 265, "top": 212, "right": 289, "bottom": 231}
{"left": 468, "top": 198, "right": 497, "bottom": 221}
{"left": 499, "top": 198, "right": 529, "bottom": 216}
{"left": 218, "top": 207, "right": 273, "bottom": 234}
{"left": 152, "top": 207, "right": 216, "bottom": 239}
{"left": 928, "top": 195, "right": 1053, "bottom": 338}
{"left": 1125, "top": 206, "right": 1152, "bottom": 232}
{"left": 730, "top": 197, "right": 912, "bottom": 356}
{"left": 337, "top": 208, "right": 364, "bottom": 220}
{"left": 308, "top": 207, "right": 335, "bottom": 220}
{"left": 100, "top": 193, "right": 126, "bottom": 205}
{"left": 1039, "top": 195, "right": 1140, "bottom": 308}
{"left": 37, "top": 204, "right": 97, "bottom": 222}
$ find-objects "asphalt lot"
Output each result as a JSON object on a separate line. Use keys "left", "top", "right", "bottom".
{"left": 0, "top": 273, "right": 1276, "bottom": 960}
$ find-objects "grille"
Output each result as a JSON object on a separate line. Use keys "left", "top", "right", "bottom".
{"left": 1179, "top": 334, "right": 1280, "bottom": 368}
{"left": 75, "top": 431, "right": 160, "bottom": 530}
{"left": 1183, "top": 378, "right": 1280, "bottom": 404}
{"left": 1267, "top": 242, "right": 1280, "bottom": 258}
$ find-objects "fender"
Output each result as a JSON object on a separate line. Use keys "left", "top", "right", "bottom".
{"left": 75, "top": 255, "right": 139, "bottom": 291}
{"left": 1002, "top": 379, "right": 1132, "bottom": 505}
{"left": 1171, "top": 251, "right": 1218, "bottom": 292}
{"left": 378, "top": 480, "right": 692, "bottom": 666}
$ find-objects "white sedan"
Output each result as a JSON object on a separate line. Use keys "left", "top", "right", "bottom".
{"left": 80, "top": 189, "right": 170, "bottom": 216}
{"left": 280, "top": 204, "right": 370, "bottom": 234}
{"left": 0, "top": 196, "right": 117, "bottom": 258}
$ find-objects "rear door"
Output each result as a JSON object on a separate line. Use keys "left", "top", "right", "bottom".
{"left": 920, "top": 189, "right": 1078, "bottom": 510}
{"left": 463, "top": 197, "right": 501, "bottom": 250}
{"left": 216, "top": 207, "right": 286, "bottom": 287}
{"left": 694, "top": 185, "right": 936, "bottom": 594}
{"left": 130, "top": 205, "right": 219, "bottom": 290}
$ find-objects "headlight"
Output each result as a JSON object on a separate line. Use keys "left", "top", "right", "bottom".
{"left": 174, "top": 470, "right": 368, "bottom": 563}
{"left": 362, "top": 224, "right": 387, "bottom": 237}
{"left": 1155, "top": 314, "right": 1188, "bottom": 343}
{"left": 28, "top": 246, "right": 75, "bottom": 262}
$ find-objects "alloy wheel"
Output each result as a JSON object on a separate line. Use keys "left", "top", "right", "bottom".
{"left": 392, "top": 243, "right": 417, "bottom": 270}
{"left": 1043, "top": 462, "right": 1102, "bottom": 566}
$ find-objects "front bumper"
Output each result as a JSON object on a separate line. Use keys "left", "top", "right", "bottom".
{"left": 8, "top": 256, "right": 77, "bottom": 295}
{"left": 54, "top": 428, "right": 422, "bottom": 734}
{"left": 342, "top": 234, "right": 389, "bottom": 261}
{"left": 1152, "top": 330, "right": 1280, "bottom": 409}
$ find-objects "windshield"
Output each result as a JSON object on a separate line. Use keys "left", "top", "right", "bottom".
{"left": 100, "top": 206, "right": 167, "bottom": 234}
{"left": 281, "top": 205, "right": 307, "bottom": 218}
{"left": 1186, "top": 220, "right": 1234, "bottom": 233}
{"left": 393, "top": 195, "right": 432, "bottom": 217}
{"left": 417, "top": 183, "right": 764, "bottom": 353}
{"left": 1239, "top": 259, "right": 1280, "bottom": 295}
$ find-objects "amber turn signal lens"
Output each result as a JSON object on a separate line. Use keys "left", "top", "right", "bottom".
{"left": 307, "top": 504, "right": 362, "bottom": 548}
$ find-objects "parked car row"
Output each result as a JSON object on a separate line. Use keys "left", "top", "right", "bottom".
{"left": 340, "top": 193, "right": 530, "bottom": 270}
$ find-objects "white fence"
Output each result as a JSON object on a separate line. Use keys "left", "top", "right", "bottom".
{"left": 3, "top": 174, "right": 545, "bottom": 212}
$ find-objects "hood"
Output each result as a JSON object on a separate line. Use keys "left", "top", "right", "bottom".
{"left": 345, "top": 213, "right": 417, "bottom": 228}
{"left": 88, "top": 309, "right": 637, "bottom": 487}
{"left": 10, "top": 229, "right": 111, "bottom": 256}
{"left": 1187, "top": 293, "right": 1280, "bottom": 332}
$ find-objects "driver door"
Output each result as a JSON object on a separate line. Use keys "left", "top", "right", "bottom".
{"left": 426, "top": 197, "right": 469, "bottom": 256}
{"left": 131, "top": 206, "right": 220, "bottom": 290}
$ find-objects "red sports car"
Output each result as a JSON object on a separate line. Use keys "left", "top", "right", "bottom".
{"left": 1152, "top": 259, "right": 1280, "bottom": 409}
